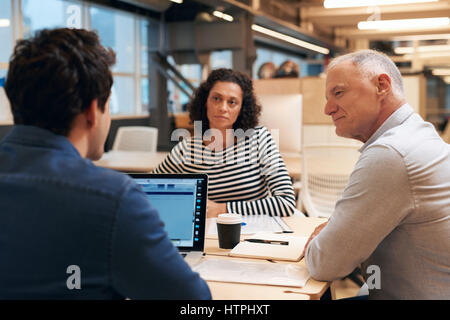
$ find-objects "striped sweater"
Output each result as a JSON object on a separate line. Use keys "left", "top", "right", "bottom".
{"left": 153, "top": 126, "right": 296, "bottom": 216}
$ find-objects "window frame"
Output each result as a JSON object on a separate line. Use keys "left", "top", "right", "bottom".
{"left": 0, "top": 0, "right": 151, "bottom": 118}
{"left": 86, "top": 2, "right": 148, "bottom": 117}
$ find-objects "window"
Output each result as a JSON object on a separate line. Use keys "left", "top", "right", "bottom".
{"left": 22, "top": 0, "right": 82, "bottom": 38}
{"left": 0, "top": 0, "right": 13, "bottom": 64}
{"left": 167, "top": 57, "right": 202, "bottom": 113}
{"left": 0, "top": 1, "right": 12, "bottom": 123}
{"left": 167, "top": 51, "right": 231, "bottom": 114}
{"left": 89, "top": 5, "right": 149, "bottom": 115}
{"left": 110, "top": 76, "right": 135, "bottom": 115}
{"left": 140, "top": 19, "right": 150, "bottom": 112}
{"left": 140, "top": 19, "right": 149, "bottom": 74}
{"left": 141, "top": 77, "right": 149, "bottom": 111}
{"left": 90, "top": 7, "right": 135, "bottom": 74}
{"left": 6, "top": 0, "right": 150, "bottom": 117}
{"left": 253, "top": 47, "right": 308, "bottom": 79}
{"left": 210, "top": 50, "right": 233, "bottom": 70}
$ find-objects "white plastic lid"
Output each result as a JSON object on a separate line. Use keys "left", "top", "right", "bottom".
{"left": 216, "top": 213, "right": 243, "bottom": 225}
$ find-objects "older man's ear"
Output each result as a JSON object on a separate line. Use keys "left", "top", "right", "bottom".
{"left": 376, "top": 73, "right": 392, "bottom": 97}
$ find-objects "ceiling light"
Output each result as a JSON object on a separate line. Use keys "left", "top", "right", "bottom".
{"left": 404, "top": 51, "right": 450, "bottom": 59}
{"left": 394, "top": 47, "right": 414, "bottom": 54}
{"left": 395, "top": 44, "right": 450, "bottom": 55}
{"left": 0, "top": 19, "right": 10, "bottom": 27}
{"left": 432, "top": 69, "right": 450, "bottom": 76}
{"left": 212, "top": 10, "right": 234, "bottom": 22}
{"left": 170, "top": 0, "right": 183, "bottom": 4}
{"left": 393, "top": 34, "right": 450, "bottom": 41}
{"left": 324, "top": 0, "right": 438, "bottom": 8}
{"left": 358, "top": 17, "right": 450, "bottom": 30}
{"left": 251, "top": 24, "right": 329, "bottom": 55}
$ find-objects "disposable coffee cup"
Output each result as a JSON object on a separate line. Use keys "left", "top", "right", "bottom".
{"left": 216, "top": 213, "right": 242, "bottom": 249}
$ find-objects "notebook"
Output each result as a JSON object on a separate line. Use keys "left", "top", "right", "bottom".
{"left": 128, "top": 173, "right": 208, "bottom": 266}
{"left": 193, "top": 258, "right": 310, "bottom": 288}
{"left": 229, "top": 232, "right": 309, "bottom": 262}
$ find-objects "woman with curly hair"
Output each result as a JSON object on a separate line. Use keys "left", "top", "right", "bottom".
{"left": 154, "top": 68, "right": 296, "bottom": 217}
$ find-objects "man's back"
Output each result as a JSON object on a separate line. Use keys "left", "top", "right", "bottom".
{"left": 0, "top": 125, "right": 211, "bottom": 299}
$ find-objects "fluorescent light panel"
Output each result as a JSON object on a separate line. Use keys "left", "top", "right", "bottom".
{"left": 324, "top": 0, "right": 438, "bottom": 8}
{"left": 170, "top": 0, "right": 183, "bottom": 4}
{"left": 404, "top": 51, "right": 450, "bottom": 59}
{"left": 0, "top": 19, "right": 10, "bottom": 27}
{"left": 432, "top": 69, "right": 450, "bottom": 76}
{"left": 212, "top": 11, "right": 234, "bottom": 22}
{"left": 358, "top": 17, "right": 450, "bottom": 30}
{"left": 393, "top": 34, "right": 450, "bottom": 41}
{"left": 251, "top": 24, "right": 330, "bottom": 55}
{"left": 395, "top": 44, "right": 450, "bottom": 54}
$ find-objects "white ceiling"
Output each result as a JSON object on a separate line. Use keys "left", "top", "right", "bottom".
{"left": 299, "top": 0, "right": 450, "bottom": 40}
{"left": 261, "top": 0, "right": 450, "bottom": 70}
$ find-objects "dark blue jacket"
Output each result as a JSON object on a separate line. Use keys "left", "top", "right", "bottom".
{"left": 0, "top": 125, "right": 211, "bottom": 299}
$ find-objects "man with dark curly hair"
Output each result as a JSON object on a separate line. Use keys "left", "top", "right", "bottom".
{"left": 154, "top": 68, "right": 296, "bottom": 218}
{"left": 0, "top": 28, "right": 210, "bottom": 300}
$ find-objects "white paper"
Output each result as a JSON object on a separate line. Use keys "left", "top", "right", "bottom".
{"left": 193, "top": 258, "right": 310, "bottom": 287}
{"left": 229, "top": 233, "right": 309, "bottom": 262}
{"left": 207, "top": 215, "right": 289, "bottom": 237}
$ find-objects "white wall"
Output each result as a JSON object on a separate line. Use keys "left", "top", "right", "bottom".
{"left": 403, "top": 75, "right": 422, "bottom": 114}
{"left": 258, "top": 94, "right": 303, "bottom": 155}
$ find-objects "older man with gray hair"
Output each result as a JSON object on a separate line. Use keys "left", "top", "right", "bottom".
{"left": 304, "top": 49, "right": 450, "bottom": 299}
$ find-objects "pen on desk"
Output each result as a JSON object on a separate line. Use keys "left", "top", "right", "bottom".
{"left": 273, "top": 216, "right": 293, "bottom": 233}
{"left": 244, "top": 239, "right": 289, "bottom": 246}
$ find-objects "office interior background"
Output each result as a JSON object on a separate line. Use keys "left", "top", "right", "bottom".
{"left": 1, "top": 0, "right": 450, "bottom": 149}
{"left": 1, "top": 0, "right": 450, "bottom": 300}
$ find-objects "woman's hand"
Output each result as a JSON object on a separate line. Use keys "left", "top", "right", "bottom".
{"left": 206, "top": 200, "right": 227, "bottom": 218}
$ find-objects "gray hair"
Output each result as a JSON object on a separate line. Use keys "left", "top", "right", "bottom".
{"left": 327, "top": 49, "right": 405, "bottom": 99}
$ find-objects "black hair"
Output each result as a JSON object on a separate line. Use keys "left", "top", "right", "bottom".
{"left": 187, "top": 68, "right": 261, "bottom": 133}
{"left": 5, "top": 28, "right": 116, "bottom": 136}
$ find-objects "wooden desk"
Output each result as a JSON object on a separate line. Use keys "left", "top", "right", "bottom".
{"left": 209, "top": 278, "right": 310, "bottom": 300}
{"left": 204, "top": 216, "right": 329, "bottom": 300}
{"left": 93, "top": 151, "right": 168, "bottom": 172}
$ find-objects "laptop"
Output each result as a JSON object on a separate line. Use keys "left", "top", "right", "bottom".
{"left": 128, "top": 173, "right": 208, "bottom": 266}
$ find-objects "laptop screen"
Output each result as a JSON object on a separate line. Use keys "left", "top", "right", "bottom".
{"left": 128, "top": 173, "right": 208, "bottom": 252}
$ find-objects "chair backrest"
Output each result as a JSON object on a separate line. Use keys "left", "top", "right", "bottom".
{"left": 303, "top": 124, "right": 363, "bottom": 147}
{"left": 300, "top": 144, "right": 360, "bottom": 218}
{"left": 112, "top": 126, "right": 158, "bottom": 152}
{"left": 257, "top": 94, "right": 302, "bottom": 155}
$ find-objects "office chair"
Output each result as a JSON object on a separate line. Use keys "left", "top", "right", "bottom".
{"left": 300, "top": 144, "right": 365, "bottom": 290}
{"left": 112, "top": 126, "right": 158, "bottom": 152}
{"left": 299, "top": 144, "right": 360, "bottom": 218}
